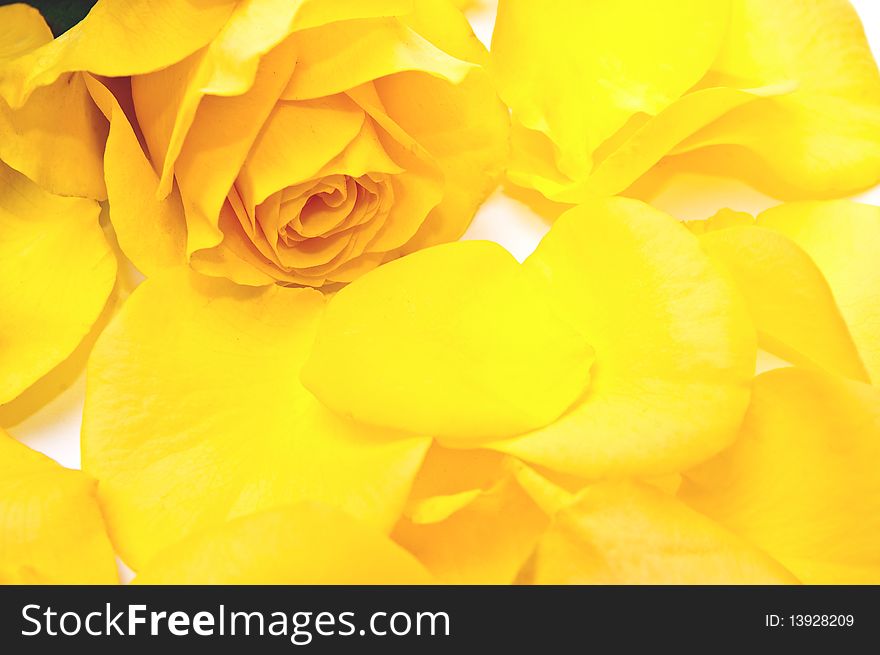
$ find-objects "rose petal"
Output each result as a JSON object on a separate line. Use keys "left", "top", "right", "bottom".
{"left": 757, "top": 201, "right": 880, "bottom": 383}
{"left": 302, "top": 240, "right": 594, "bottom": 443}
{"left": 491, "top": 0, "right": 729, "bottom": 179}
{"left": 176, "top": 36, "right": 299, "bottom": 257}
{"left": 0, "top": 429, "right": 117, "bottom": 584}
{"left": 372, "top": 69, "right": 508, "bottom": 249}
{"left": 237, "top": 95, "right": 366, "bottom": 210}
{"left": 131, "top": 0, "right": 413, "bottom": 198}
{"left": 134, "top": 503, "right": 432, "bottom": 584}
{"left": 0, "top": 4, "right": 52, "bottom": 60}
{"left": 491, "top": 198, "right": 755, "bottom": 477}
{"left": 682, "top": 368, "right": 880, "bottom": 584}
{"left": 82, "top": 268, "right": 429, "bottom": 570}
{"left": 0, "top": 0, "right": 238, "bottom": 108}
{"left": 391, "top": 446, "right": 551, "bottom": 583}
{"left": 85, "top": 75, "right": 187, "bottom": 277}
{"left": 670, "top": 0, "right": 880, "bottom": 198}
{"left": 0, "top": 6, "right": 107, "bottom": 199}
{"left": 0, "top": 163, "right": 116, "bottom": 404}
{"left": 283, "top": 17, "right": 475, "bottom": 101}
{"left": 0, "top": 73, "right": 108, "bottom": 200}
{"left": 699, "top": 224, "right": 869, "bottom": 382}
{"left": 524, "top": 482, "right": 796, "bottom": 584}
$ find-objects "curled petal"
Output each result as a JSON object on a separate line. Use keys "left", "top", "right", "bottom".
{"left": 175, "top": 36, "right": 299, "bottom": 257}
{"left": 682, "top": 368, "right": 880, "bottom": 584}
{"left": 0, "top": 5, "right": 107, "bottom": 199}
{"left": 0, "top": 0, "right": 238, "bottom": 107}
{"left": 372, "top": 69, "right": 509, "bottom": 249}
{"left": 757, "top": 201, "right": 880, "bottom": 383}
{"left": 491, "top": 0, "right": 729, "bottom": 179}
{"left": 282, "top": 16, "right": 475, "bottom": 101}
{"left": 85, "top": 75, "right": 187, "bottom": 277}
{"left": 392, "top": 446, "right": 551, "bottom": 583}
{"left": 0, "top": 4, "right": 52, "bottom": 60}
{"left": 671, "top": 0, "right": 880, "bottom": 198}
{"left": 131, "top": 0, "right": 413, "bottom": 197}
{"left": 699, "top": 224, "right": 869, "bottom": 382}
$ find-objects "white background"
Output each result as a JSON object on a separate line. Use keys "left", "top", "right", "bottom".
{"left": 2, "top": 0, "right": 879, "bottom": 578}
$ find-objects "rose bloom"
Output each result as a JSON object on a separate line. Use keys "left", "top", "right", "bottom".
{"left": 5, "top": 0, "right": 508, "bottom": 287}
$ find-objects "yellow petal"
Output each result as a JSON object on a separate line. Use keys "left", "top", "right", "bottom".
{"left": 174, "top": 36, "right": 298, "bottom": 257}
{"left": 131, "top": 0, "right": 412, "bottom": 198}
{"left": 682, "top": 368, "right": 880, "bottom": 584}
{"left": 282, "top": 17, "right": 475, "bottom": 101}
{"left": 373, "top": 69, "right": 509, "bottom": 250}
{"left": 402, "top": 0, "right": 490, "bottom": 66}
{"left": 302, "top": 240, "right": 594, "bottom": 443}
{"left": 392, "top": 446, "right": 550, "bottom": 583}
{"left": 0, "top": 429, "right": 117, "bottom": 584}
{"left": 84, "top": 75, "right": 187, "bottom": 277}
{"left": 757, "top": 201, "right": 880, "bottom": 384}
{"left": 492, "top": 198, "right": 756, "bottom": 477}
{"left": 0, "top": 71, "right": 108, "bottom": 200}
{"left": 135, "top": 502, "right": 432, "bottom": 584}
{"left": 0, "top": 2, "right": 106, "bottom": 198}
{"left": 699, "top": 225, "right": 868, "bottom": 382}
{"left": 491, "top": 0, "right": 729, "bottom": 179}
{"left": 236, "top": 94, "right": 366, "bottom": 211}
{"left": 685, "top": 207, "right": 755, "bottom": 235}
{"left": 524, "top": 482, "right": 796, "bottom": 584}
{"left": 0, "top": 163, "right": 116, "bottom": 404}
{"left": 0, "top": 0, "right": 238, "bottom": 108}
{"left": 82, "top": 268, "right": 429, "bottom": 571}
{"left": 0, "top": 4, "right": 52, "bottom": 60}
{"left": 671, "top": 0, "right": 880, "bottom": 198}
{"left": 580, "top": 85, "right": 785, "bottom": 200}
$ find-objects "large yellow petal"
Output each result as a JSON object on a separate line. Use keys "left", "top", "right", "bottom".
{"left": 0, "top": 429, "right": 117, "bottom": 584}
{"left": 85, "top": 75, "right": 187, "bottom": 277}
{"left": 757, "top": 201, "right": 880, "bottom": 383}
{"left": 302, "top": 240, "right": 594, "bottom": 443}
{"left": 135, "top": 503, "right": 432, "bottom": 584}
{"left": 523, "top": 482, "right": 796, "bottom": 584}
{"left": 0, "top": 0, "right": 238, "bottom": 108}
{"left": 491, "top": 198, "right": 755, "bottom": 478}
{"left": 682, "top": 368, "right": 880, "bottom": 584}
{"left": 81, "top": 268, "right": 429, "bottom": 571}
{"left": 0, "top": 163, "right": 116, "bottom": 405}
{"left": 699, "top": 225, "right": 869, "bottom": 382}
{"left": 491, "top": 0, "right": 729, "bottom": 179}
{"left": 671, "top": 0, "right": 880, "bottom": 198}
{"left": 392, "top": 446, "right": 549, "bottom": 583}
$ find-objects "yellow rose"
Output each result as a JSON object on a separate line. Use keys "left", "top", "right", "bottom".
{"left": 2, "top": 0, "right": 508, "bottom": 287}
